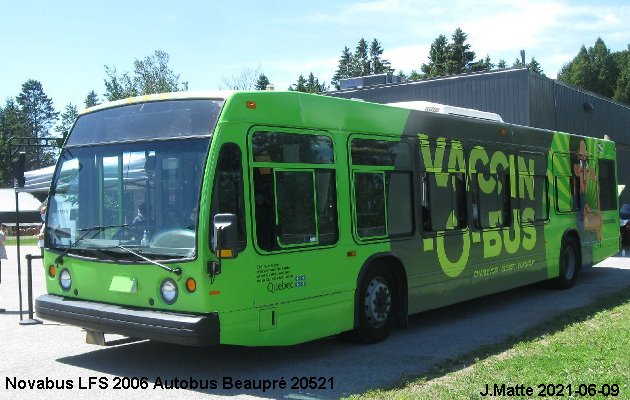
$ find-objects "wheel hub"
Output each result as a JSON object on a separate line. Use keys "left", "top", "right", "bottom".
{"left": 365, "top": 277, "right": 391, "bottom": 328}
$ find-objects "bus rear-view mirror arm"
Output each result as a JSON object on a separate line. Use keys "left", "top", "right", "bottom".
{"left": 210, "top": 213, "right": 238, "bottom": 278}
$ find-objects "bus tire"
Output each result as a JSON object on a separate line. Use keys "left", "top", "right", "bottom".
{"left": 355, "top": 265, "right": 396, "bottom": 344}
{"left": 553, "top": 237, "right": 579, "bottom": 289}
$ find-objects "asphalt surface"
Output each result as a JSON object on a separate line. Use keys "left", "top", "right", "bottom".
{"left": 1, "top": 244, "right": 630, "bottom": 400}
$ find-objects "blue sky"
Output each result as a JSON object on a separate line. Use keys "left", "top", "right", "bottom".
{"left": 1, "top": 0, "right": 629, "bottom": 122}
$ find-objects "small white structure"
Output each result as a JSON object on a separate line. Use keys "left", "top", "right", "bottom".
{"left": 387, "top": 101, "right": 504, "bottom": 122}
{"left": 0, "top": 189, "right": 43, "bottom": 233}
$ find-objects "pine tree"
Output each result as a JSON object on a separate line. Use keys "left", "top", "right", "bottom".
{"left": 0, "top": 99, "right": 28, "bottom": 186}
{"left": 421, "top": 34, "right": 448, "bottom": 77}
{"left": 354, "top": 38, "right": 370, "bottom": 76}
{"left": 55, "top": 103, "right": 79, "bottom": 141}
{"left": 16, "top": 79, "right": 59, "bottom": 169}
{"left": 369, "top": 39, "right": 391, "bottom": 74}
{"left": 527, "top": 57, "right": 545, "bottom": 76}
{"left": 254, "top": 74, "right": 270, "bottom": 90}
{"left": 513, "top": 58, "right": 526, "bottom": 68}
{"left": 288, "top": 75, "right": 307, "bottom": 92}
{"left": 332, "top": 46, "right": 353, "bottom": 89}
{"left": 85, "top": 90, "right": 100, "bottom": 107}
{"left": 446, "top": 28, "right": 475, "bottom": 75}
{"left": 289, "top": 73, "right": 327, "bottom": 93}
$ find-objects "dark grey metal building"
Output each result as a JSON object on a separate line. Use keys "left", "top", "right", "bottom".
{"left": 327, "top": 68, "right": 630, "bottom": 205}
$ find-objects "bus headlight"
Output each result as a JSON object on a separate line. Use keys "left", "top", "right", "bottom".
{"left": 59, "top": 269, "right": 72, "bottom": 291}
{"left": 160, "top": 278, "right": 178, "bottom": 304}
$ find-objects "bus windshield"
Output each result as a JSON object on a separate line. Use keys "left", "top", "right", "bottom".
{"left": 46, "top": 99, "right": 222, "bottom": 261}
{"left": 47, "top": 139, "right": 210, "bottom": 260}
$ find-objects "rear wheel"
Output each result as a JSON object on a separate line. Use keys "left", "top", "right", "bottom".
{"left": 354, "top": 265, "right": 396, "bottom": 344}
{"left": 553, "top": 237, "right": 579, "bottom": 289}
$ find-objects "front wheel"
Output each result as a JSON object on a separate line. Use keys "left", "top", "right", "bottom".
{"left": 553, "top": 237, "right": 579, "bottom": 289}
{"left": 354, "top": 266, "right": 396, "bottom": 344}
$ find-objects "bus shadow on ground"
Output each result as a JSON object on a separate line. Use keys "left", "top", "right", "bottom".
{"left": 57, "top": 266, "right": 630, "bottom": 399}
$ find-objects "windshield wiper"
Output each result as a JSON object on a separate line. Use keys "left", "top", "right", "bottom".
{"left": 115, "top": 245, "right": 182, "bottom": 276}
{"left": 54, "top": 224, "right": 128, "bottom": 265}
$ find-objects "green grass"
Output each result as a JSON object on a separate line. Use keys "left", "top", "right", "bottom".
{"left": 345, "top": 288, "right": 630, "bottom": 400}
{"left": 5, "top": 236, "right": 38, "bottom": 246}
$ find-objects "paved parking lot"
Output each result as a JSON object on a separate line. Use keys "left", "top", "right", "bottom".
{"left": 1, "top": 244, "right": 630, "bottom": 399}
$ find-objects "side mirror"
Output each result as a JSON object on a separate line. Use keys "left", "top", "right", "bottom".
{"left": 213, "top": 213, "right": 238, "bottom": 259}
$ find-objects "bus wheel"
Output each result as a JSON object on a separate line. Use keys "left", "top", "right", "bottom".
{"left": 554, "top": 237, "right": 579, "bottom": 289}
{"left": 356, "top": 266, "right": 395, "bottom": 343}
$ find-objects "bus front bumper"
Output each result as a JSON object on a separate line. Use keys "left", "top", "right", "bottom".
{"left": 35, "top": 294, "right": 219, "bottom": 346}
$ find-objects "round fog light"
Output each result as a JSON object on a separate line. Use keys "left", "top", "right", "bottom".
{"left": 160, "top": 278, "right": 178, "bottom": 304}
{"left": 59, "top": 269, "right": 72, "bottom": 291}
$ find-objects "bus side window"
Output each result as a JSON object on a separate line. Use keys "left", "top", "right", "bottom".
{"left": 598, "top": 159, "right": 616, "bottom": 211}
{"left": 471, "top": 172, "right": 510, "bottom": 229}
{"left": 253, "top": 167, "right": 277, "bottom": 251}
{"left": 210, "top": 143, "right": 246, "bottom": 250}
{"left": 251, "top": 131, "right": 339, "bottom": 251}
{"left": 351, "top": 138, "right": 413, "bottom": 239}
{"left": 424, "top": 172, "right": 466, "bottom": 231}
{"left": 355, "top": 172, "right": 387, "bottom": 237}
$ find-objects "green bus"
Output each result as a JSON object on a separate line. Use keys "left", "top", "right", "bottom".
{"left": 35, "top": 91, "right": 619, "bottom": 346}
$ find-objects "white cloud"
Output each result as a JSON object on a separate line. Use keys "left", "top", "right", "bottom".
{"left": 384, "top": 44, "right": 430, "bottom": 73}
{"left": 285, "top": 0, "right": 628, "bottom": 79}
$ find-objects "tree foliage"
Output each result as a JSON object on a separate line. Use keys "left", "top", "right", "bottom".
{"left": 84, "top": 90, "right": 100, "bottom": 107}
{"left": 419, "top": 28, "right": 485, "bottom": 79}
{"left": 55, "top": 103, "right": 79, "bottom": 142}
{"left": 254, "top": 73, "right": 271, "bottom": 90}
{"left": 16, "top": 79, "right": 59, "bottom": 169}
{"left": 421, "top": 34, "right": 449, "bottom": 77}
{"left": 331, "top": 38, "right": 392, "bottom": 89}
{"left": 369, "top": 39, "right": 391, "bottom": 75}
{"left": 511, "top": 57, "right": 545, "bottom": 75}
{"left": 615, "top": 51, "right": 630, "bottom": 104}
{"left": 289, "top": 73, "right": 328, "bottom": 93}
{"left": 0, "top": 99, "right": 29, "bottom": 186}
{"left": 104, "top": 50, "right": 188, "bottom": 101}
{"left": 558, "top": 38, "right": 630, "bottom": 105}
{"left": 446, "top": 28, "right": 476, "bottom": 75}
{"left": 221, "top": 65, "right": 261, "bottom": 90}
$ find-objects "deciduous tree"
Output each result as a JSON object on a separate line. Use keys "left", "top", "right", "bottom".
{"left": 104, "top": 50, "right": 188, "bottom": 101}
{"left": 221, "top": 65, "right": 260, "bottom": 90}
{"left": 558, "top": 38, "right": 618, "bottom": 98}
